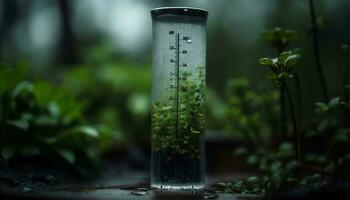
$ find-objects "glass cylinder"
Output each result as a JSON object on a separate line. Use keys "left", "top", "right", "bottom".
{"left": 150, "top": 7, "right": 208, "bottom": 191}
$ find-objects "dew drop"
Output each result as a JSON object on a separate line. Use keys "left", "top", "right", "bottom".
{"left": 204, "top": 193, "right": 218, "bottom": 199}
{"left": 187, "top": 39, "right": 192, "bottom": 44}
{"left": 131, "top": 191, "right": 148, "bottom": 195}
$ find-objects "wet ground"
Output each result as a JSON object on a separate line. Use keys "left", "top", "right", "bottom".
{"left": 0, "top": 170, "right": 256, "bottom": 200}
{"left": 0, "top": 139, "right": 256, "bottom": 199}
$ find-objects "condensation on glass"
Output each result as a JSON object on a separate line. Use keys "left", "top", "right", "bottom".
{"left": 150, "top": 7, "right": 208, "bottom": 191}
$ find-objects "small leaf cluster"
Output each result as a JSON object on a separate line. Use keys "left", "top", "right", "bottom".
{"left": 314, "top": 97, "right": 348, "bottom": 135}
{"left": 222, "top": 177, "right": 261, "bottom": 195}
{"left": 0, "top": 63, "right": 116, "bottom": 174}
{"left": 259, "top": 49, "right": 301, "bottom": 82}
{"left": 262, "top": 27, "right": 298, "bottom": 51}
{"left": 233, "top": 142, "right": 300, "bottom": 198}
{"left": 152, "top": 67, "right": 205, "bottom": 159}
{"left": 310, "top": 97, "right": 350, "bottom": 178}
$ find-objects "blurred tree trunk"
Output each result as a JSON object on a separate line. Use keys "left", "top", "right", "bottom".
{"left": 0, "top": 0, "right": 19, "bottom": 60}
{"left": 57, "top": 0, "right": 79, "bottom": 65}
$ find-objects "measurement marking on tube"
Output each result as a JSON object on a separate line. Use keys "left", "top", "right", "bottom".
{"left": 169, "top": 31, "right": 191, "bottom": 139}
{"left": 174, "top": 33, "right": 180, "bottom": 139}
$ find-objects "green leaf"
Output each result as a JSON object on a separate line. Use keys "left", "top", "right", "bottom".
{"left": 234, "top": 147, "right": 248, "bottom": 156}
{"left": 259, "top": 58, "right": 273, "bottom": 66}
{"left": 329, "top": 97, "right": 340, "bottom": 108}
{"left": 315, "top": 102, "right": 328, "bottom": 112}
{"left": 325, "top": 162, "right": 335, "bottom": 173}
{"left": 270, "top": 161, "right": 282, "bottom": 172}
{"left": 19, "top": 146, "right": 40, "bottom": 157}
{"left": 1, "top": 146, "right": 15, "bottom": 160}
{"left": 278, "top": 72, "right": 290, "bottom": 79}
{"left": 333, "top": 129, "right": 350, "bottom": 142}
{"left": 278, "top": 52, "right": 290, "bottom": 65}
{"left": 73, "top": 126, "right": 99, "bottom": 138}
{"left": 286, "top": 160, "right": 298, "bottom": 171}
{"left": 261, "top": 27, "right": 298, "bottom": 48}
{"left": 59, "top": 96, "right": 84, "bottom": 125}
{"left": 284, "top": 30, "right": 298, "bottom": 41}
{"left": 57, "top": 149, "right": 75, "bottom": 164}
{"left": 261, "top": 30, "right": 274, "bottom": 42}
{"left": 247, "top": 176, "right": 258, "bottom": 183}
{"left": 96, "top": 125, "right": 123, "bottom": 152}
{"left": 284, "top": 54, "right": 300, "bottom": 68}
{"left": 291, "top": 48, "right": 303, "bottom": 55}
{"left": 317, "top": 17, "right": 326, "bottom": 30}
{"left": 266, "top": 73, "right": 278, "bottom": 80}
{"left": 41, "top": 136, "right": 60, "bottom": 144}
{"left": 247, "top": 155, "right": 258, "bottom": 165}
{"left": 11, "top": 81, "right": 33, "bottom": 98}
{"left": 127, "top": 93, "right": 150, "bottom": 117}
{"left": 279, "top": 142, "right": 293, "bottom": 155}
{"left": 34, "top": 115, "right": 58, "bottom": 126}
{"left": 341, "top": 44, "right": 349, "bottom": 51}
{"left": 0, "top": 63, "right": 28, "bottom": 94}
{"left": 48, "top": 102, "right": 61, "bottom": 118}
{"left": 33, "top": 81, "right": 56, "bottom": 107}
{"left": 33, "top": 81, "right": 83, "bottom": 124}
{"left": 6, "top": 119, "right": 29, "bottom": 131}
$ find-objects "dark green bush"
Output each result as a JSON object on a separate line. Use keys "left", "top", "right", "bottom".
{"left": 0, "top": 63, "right": 118, "bottom": 175}
{"left": 225, "top": 78, "right": 279, "bottom": 144}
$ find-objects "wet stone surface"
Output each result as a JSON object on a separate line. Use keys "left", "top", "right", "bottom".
{"left": 1, "top": 183, "right": 241, "bottom": 200}
{"left": 0, "top": 161, "right": 249, "bottom": 199}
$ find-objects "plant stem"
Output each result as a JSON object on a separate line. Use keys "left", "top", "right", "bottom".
{"left": 342, "top": 73, "right": 349, "bottom": 101}
{"left": 286, "top": 84, "right": 301, "bottom": 161}
{"left": 341, "top": 74, "right": 350, "bottom": 121}
{"left": 294, "top": 73, "right": 303, "bottom": 129}
{"left": 279, "top": 80, "right": 287, "bottom": 137}
{"left": 308, "top": 0, "right": 329, "bottom": 102}
{"left": 276, "top": 42, "right": 287, "bottom": 137}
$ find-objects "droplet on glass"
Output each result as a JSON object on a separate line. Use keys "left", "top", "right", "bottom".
{"left": 187, "top": 39, "right": 192, "bottom": 44}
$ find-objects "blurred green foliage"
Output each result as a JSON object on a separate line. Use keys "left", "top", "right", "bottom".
{"left": 62, "top": 62, "right": 151, "bottom": 141}
{"left": 225, "top": 78, "right": 279, "bottom": 144}
{"left": 224, "top": 25, "right": 350, "bottom": 198}
{"left": 0, "top": 63, "right": 119, "bottom": 175}
{"left": 311, "top": 97, "right": 350, "bottom": 178}
{"left": 0, "top": 47, "right": 228, "bottom": 173}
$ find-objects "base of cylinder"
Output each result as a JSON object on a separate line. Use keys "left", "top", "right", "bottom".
{"left": 151, "top": 183, "right": 205, "bottom": 191}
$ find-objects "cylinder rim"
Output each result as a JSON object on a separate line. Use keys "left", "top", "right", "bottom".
{"left": 151, "top": 7, "right": 208, "bottom": 19}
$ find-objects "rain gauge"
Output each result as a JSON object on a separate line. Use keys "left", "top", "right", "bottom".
{"left": 150, "top": 7, "right": 208, "bottom": 191}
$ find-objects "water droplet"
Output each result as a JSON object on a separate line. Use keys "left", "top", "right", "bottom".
{"left": 22, "top": 187, "right": 33, "bottom": 193}
{"left": 137, "top": 187, "right": 149, "bottom": 191}
{"left": 204, "top": 193, "right": 218, "bottom": 199}
{"left": 131, "top": 191, "right": 148, "bottom": 195}
{"left": 187, "top": 39, "right": 192, "bottom": 44}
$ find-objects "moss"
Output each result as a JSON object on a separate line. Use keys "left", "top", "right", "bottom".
{"left": 151, "top": 66, "right": 205, "bottom": 159}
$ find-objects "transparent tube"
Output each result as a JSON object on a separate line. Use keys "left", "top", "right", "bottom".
{"left": 150, "top": 7, "right": 208, "bottom": 191}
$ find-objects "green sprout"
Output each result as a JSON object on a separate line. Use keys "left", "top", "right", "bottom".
{"left": 260, "top": 49, "right": 302, "bottom": 161}
{"left": 152, "top": 67, "right": 205, "bottom": 159}
{"left": 262, "top": 27, "right": 302, "bottom": 137}
{"left": 261, "top": 27, "right": 298, "bottom": 54}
